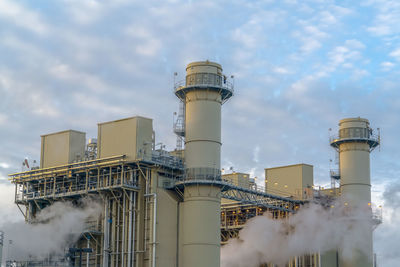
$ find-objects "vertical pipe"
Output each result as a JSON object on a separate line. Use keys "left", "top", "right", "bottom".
{"left": 86, "top": 238, "right": 90, "bottom": 267}
{"left": 144, "top": 193, "right": 157, "bottom": 267}
{"left": 127, "top": 191, "right": 133, "bottom": 267}
{"left": 0, "top": 230, "right": 4, "bottom": 267}
{"left": 116, "top": 198, "right": 120, "bottom": 266}
{"left": 102, "top": 197, "right": 109, "bottom": 267}
{"left": 132, "top": 192, "right": 136, "bottom": 267}
{"left": 318, "top": 252, "right": 321, "bottom": 267}
{"left": 111, "top": 200, "right": 117, "bottom": 267}
{"left": 152, "top": 194, "right": 157, "bottom": 267}
{"left": 122, "top": 193, "right": 126, "bottom": 267}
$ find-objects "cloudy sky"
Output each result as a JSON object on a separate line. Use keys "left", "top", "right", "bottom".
{"left": 0, "top": 0, "right": 399, "bottom": 265}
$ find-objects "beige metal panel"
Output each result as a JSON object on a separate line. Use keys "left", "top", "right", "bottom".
{"left": 221, "top": 172, "right": 250, "bottom": 205}
{"left": 181, "top": 185, "right": 221, "bottom": 267}
{"left": 339, "top": 143, "right": 371, "bottom": 204}
{"left": 69, "top": 131, "right": 86, "bottom": 162}
{"left": 185, "top": 90, "right": 221, "bottom": 170}
{"left": 221, "top": 198, "right": 238, "bottom": 205}
{"left": 302, "top": 165, "right": 314, "bottom": 190}
{"left": 186, "top": 61, "right": 222, "bottom": 75}
{"left": 222, "top": 173, "right": 250, "bottom": 188}
{"left": 136, "top": 117, "right": 153, "bottom": 161}
{"left": 154, "top": 176, "right": 180, "bottom": 267}
{"left": 97, "top": 116, "right": 153, "bottom": 161}
{"left": 185, "top": 91, "right": 221, "bottom": 141}
{"left": 339, "top": 117, "right": 369, "bottom": 130}
{"left": 320, "top": 250, "right": 338, "bottom": 267}
{"left": 178, "top": 201, "right": 184, "bottom": 266}
{"left": 169, "top": 149, "right": 184, "bottom": 159}
{"left": 185, "top": 142, "right": 221, "bottom": 169}
{"left": 265, "top": 164, "right": 313, "bottom": 200}
{"left": 40, "top": 130, "right": 86, "bottom": 168}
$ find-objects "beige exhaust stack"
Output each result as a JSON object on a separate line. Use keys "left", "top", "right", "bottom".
{"left": 330, "top": 117, "right": 379, "bottom": 267}
{"left": 175, "top": 61, "right": 233, "bottom": 267}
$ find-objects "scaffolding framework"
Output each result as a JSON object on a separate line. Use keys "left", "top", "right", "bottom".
{"left": 8, "top": 154, "right": 183, "bottom": 267}
{"left": 9, "top": 153, "right": 307, "bottom": 267}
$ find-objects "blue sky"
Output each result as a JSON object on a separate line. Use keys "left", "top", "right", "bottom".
{"left": 0, "top": 0, "right": 400, "bottom": 266}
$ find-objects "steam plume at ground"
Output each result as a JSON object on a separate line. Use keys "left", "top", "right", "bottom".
{"left": 221, "top": 202, "right": 373, "bottom": 267}
{"left": 0, "top": 197, "right": 102, "bottom": 261}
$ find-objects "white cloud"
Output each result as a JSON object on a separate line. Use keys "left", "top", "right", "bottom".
{"left": 60, "top": 0, "right": 104, "bottom": 25}
{"left": 0, "top": 162, "right": 10, "bottom": 169}
{"left": 49, "top": 64, "right": 111, "bottom": 93}
{"left": 292, "top": 20, "right": 330, "bottom": 54}
{"left": 314, "top": 40, "right": 366, "bottom": 76}
{"left": 301, "top": 38, "right": 322, "bottom": 53}
{"left": 389, "top": 48, "right": 400, "bottom": 61}
{"left": 381, "top": 61, "right": 395, "bottom": 71}
{"left": 304, "top": 25, "right": 328, "bottom": 39}
{"left": 345, "top": 39, "right": 366, "bottom": 50}
{"left": 366, "top": 0, "right": 400, "bottom": 36}
{"left": 319, "top": 11, "right": 337, "bottom": 25}
{"left": 0, "top": 72, "right": 60, "bottom": 118}
{"left": 252, "top": 145, "right": 260, "bottom": 163}
{"left": 273, "top": 67, "right": 291, "bottom": 74}
{"left": 0, "top": 0, "right": 49, "bottom": 35}
{"left": 352, "top": 69, "right": 369, "bottom": 79}
{"left": 125, "top": 26, "right": 162, "bottom": 57}
{"left": 231, "top": 10, "right": 282, "bottom": 50}
{"left": 0, "top": 113, "right": 8, "bottom": 125}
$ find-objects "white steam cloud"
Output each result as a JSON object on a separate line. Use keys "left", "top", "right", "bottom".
{"left": 0, "top": 197, "right": 102, "bottom": 262}
{"left": 221, "top": 202, "right": 373, "bottom": 267}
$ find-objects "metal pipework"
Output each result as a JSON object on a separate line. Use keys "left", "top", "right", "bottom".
{"left": 144, "top": 193, "right": 157, "bottom": 267}
{"left": 102, "top": 197, "right": 110, "bottom": 267}
{"left": 330, "top": 117, "right": 379, "bottom": 267}
{"left": 0, "top": 230, "right": 4, "bottom": 267}
{"left": 175, "top": 61, "right": 233, "bottom": 267}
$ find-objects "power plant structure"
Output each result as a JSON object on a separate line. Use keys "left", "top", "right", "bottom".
{"left": 5, "top": 61, "right": 381, "bottom": 267}
{"left": 330, "top": 118, "right": 380, "bottom": 267}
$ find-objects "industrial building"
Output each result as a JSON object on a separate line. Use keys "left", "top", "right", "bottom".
{"left": 4, "top": 61, "right": 381, "bottom": 267}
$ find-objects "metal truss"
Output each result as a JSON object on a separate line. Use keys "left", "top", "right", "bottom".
{"left": 220, "top": 183, "right": 302, "bottom": 212}
{"left": 171, "top": 179, "right": 304, "bottom": 212}
{"left": 221, "top": 229, "right": 240, "bottom": 244}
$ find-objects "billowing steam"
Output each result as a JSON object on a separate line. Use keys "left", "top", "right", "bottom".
{"left": 221, "top": 202, "right": 373, "bottom": 267}
{"left": 0, "top": 197, "right": 102, "bottom": 262}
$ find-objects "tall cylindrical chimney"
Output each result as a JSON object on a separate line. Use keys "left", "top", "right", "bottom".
{"left": 330, "top": 117, "right": 379, "bottom": 267}
{"left": 175, "top": 61, "right": 233, "bottom": 267}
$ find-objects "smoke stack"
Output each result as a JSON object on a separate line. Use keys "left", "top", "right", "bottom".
{"left": 175, "top": 61, "right": 233, "bottom": 267}
{"left": 330, "top": 117, "right": 379, "bottom": 267}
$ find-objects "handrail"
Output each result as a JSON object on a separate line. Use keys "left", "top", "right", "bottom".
{"left": 9, "top": 155, "right": 126, "bottom": 178}
{"left": 171, "top": 176, "right": 304, "bottom": 204}
{"left": 174, "top": 79, "right": 234, "bottom": 93}
{"left": 329, "top": 134, "right": 380, "bottom": 144}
